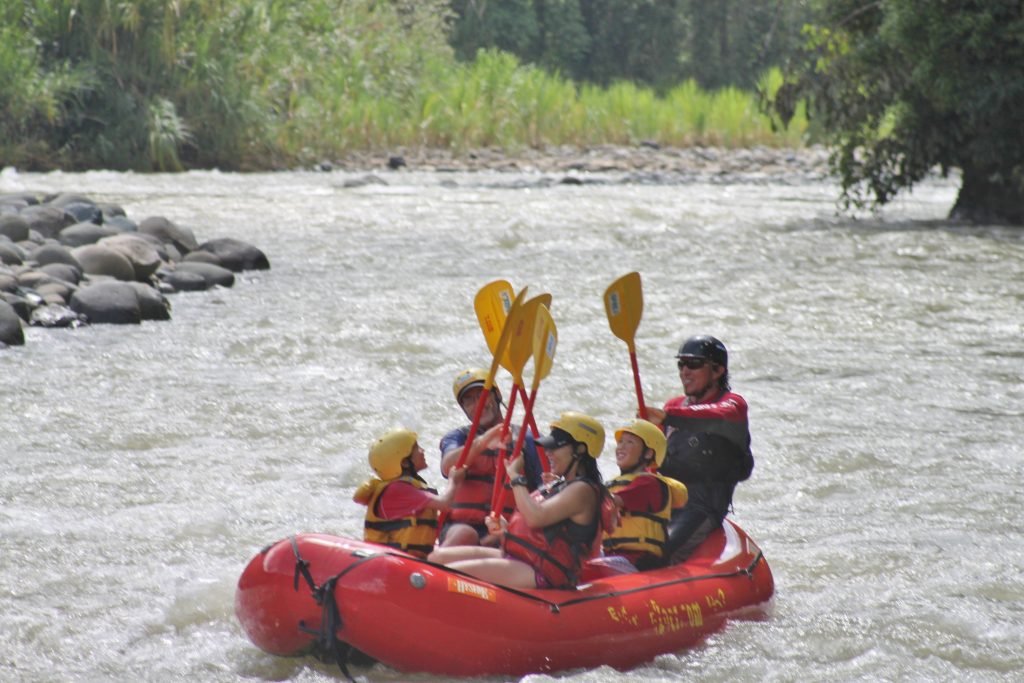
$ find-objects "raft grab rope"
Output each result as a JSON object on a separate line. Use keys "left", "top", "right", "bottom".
{"left": 288, "top": 536, "right": 380, "bottom": 683}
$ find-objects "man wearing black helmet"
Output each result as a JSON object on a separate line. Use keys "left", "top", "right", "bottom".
{"left": 646, "top": 335, "right": 754, "bottom": 563}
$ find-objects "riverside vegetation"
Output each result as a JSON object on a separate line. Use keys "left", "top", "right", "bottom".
{"left": 0, "top": 0, "right": 808, "bottom": 172}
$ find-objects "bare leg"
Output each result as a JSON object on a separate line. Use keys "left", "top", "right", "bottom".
{"left": 447, "top": 557, "right": 537, "bottom": 588}
{"left": 428, "top": 545, "right": 502, "bottom": 564}
{"left": 439, "top": 523, "right": 481, "bottom": 547}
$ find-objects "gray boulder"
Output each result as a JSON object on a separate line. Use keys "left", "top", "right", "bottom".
{"left": 104, "top": 215, "right": 138, "bottom": 233}
{"left": 0, "top": 242, "right": 24, "bottom": 265}
{"left": 126, "top": 282, "right": 171, "bottom": 320}
{"left": 69, "top": 281, "right": 141, "bottom": 324}
{"left": 1, "top": 291, "right": 36, "bottom": 321}
{"left": 71, "top": 244, "right": 135, "bottom": 281}
{"left": 59, "top": 221, "right": 118, "bottom": 248}
{"left": 171, "top": 261, "right": 235, "bottom": 288}
{"left": 21, "top": 206, "right": 74, "bottom": 239}
{"left": 0, "top": 214, "right": 30, "bottom": 242}
{"left": 159, "top": 269, "right": 207, "bottom": 292}
{"left": 139, "top": 216, "right": 198, "bottom": 254}
{"left": 39, "top": 263, "right": 82, "bottom": 285}
{"left": 0, "top": 299, "right": 25, "bottom": 345}
{"left": 196, "top": 237, "right": 270, "bottom": 271}
{"left": 99, "top": 234, "right": 163, "bottom": 281}
{"left": 32, "top": 243, "right": 82, "bottom": 270}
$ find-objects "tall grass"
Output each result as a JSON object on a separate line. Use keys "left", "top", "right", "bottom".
{"left": 0, "top": 1, "right": 809, "bottom": 171}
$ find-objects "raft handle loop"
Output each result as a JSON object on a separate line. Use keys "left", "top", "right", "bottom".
{"left": 311, "top": 575, "right": 356, "bottom": 683}
{"left": 289, "top": 536, "right": 317, "bottom": 595}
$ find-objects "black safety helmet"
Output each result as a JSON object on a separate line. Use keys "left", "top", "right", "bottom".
{"left": 676, "top": 335, "right": 728, "bottom": 368}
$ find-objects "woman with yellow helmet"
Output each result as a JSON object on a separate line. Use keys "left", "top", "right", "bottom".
{"left": 429, "top": 412, "right": 612, "bottom": 589}
{"left": 353, "top": 428, "right": 466, "bottom": 558}
{"left": 602, "top": 419, "right": 688, "bottom": 570}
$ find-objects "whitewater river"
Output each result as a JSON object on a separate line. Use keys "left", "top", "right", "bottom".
{"left": 1, "top": 165, "right": 1021, "bottom": 682}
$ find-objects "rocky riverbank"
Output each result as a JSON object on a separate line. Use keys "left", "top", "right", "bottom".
{"left": 320, "top": 143, "right": 833, "bottom": 180}
{"left": 0, "top": 192, "right": 269, "bottom": 347}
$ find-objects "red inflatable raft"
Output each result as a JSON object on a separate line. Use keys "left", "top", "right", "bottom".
{"left": 236, "top": 519, "right": 773, "bottom": 677}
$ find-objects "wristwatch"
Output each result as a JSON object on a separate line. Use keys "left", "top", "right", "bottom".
{"left": 509, "top": 476, "right": 529, "bottom": 488}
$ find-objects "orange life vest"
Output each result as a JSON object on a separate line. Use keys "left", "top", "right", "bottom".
{"left": 449, "top": 445, "right": 515, "bottom": 524}
{"left": 503, "top": 478, "right": 609, "bottom": 589}
{"left": 356, "top": 476, "right": 438, "bottom": 558}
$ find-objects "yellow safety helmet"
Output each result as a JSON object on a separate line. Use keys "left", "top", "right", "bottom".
{"left": 452, "top": 368, "right": 488, "bottom": 402}
{"left": 614, "top": 419, "right": 667, "bottom": 468}
{"left": 544, "top": 411, "right": 605, "bottom": 459}
{"left": 368, "top": 428, "right": 417, "bottom": 480}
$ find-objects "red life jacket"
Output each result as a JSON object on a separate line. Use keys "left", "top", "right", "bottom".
{"left": 449, "top": 445, "right": 515, "bottom": 524}
{"left": 503, "top": 478, "right": 609, "bottom": 589}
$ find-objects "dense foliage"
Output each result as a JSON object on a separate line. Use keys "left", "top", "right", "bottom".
{"left": 0, "top": 0, "right": 808, "bottom": 171}
{"left": 773, "top": 0, "right": 1024, "bottom": 223}
{"left": 448, "top": 0, "right": 814, "bottom": 90}
{"left": 0, "top": 0, "right": 453, "bottom": 170}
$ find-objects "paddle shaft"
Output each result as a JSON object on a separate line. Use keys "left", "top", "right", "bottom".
{"left": 630, "top": 349, "right": 647, "bottom": 419}
{"left": 488, "top": 386, "right": 520, "bottom": 512}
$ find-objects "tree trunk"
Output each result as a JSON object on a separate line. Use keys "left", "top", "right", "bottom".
{"left": 950, "top": 164, "right": 1024, "bottom": 226}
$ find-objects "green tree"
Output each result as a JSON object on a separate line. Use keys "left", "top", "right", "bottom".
{"left": 684, "top": 0, "right": 813, "bottom": 90}
{"left": 449, "top": 0, "right": 540, "bottom": 63}
{"left": 773, "top": 1, "right": 1024, "bottom": 224}
{"left": 579, "top": 0, "right": 687, "bottom": 90}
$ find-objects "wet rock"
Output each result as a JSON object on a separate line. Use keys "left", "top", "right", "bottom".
{"left": 182, "top": 250, "right": 222, "bottom": 265}
{"left": 59, "top": 221, "right": 119, "bottom": 247}
{"left": 60, "top": 202, "right": 103, "bottom": 224}
{"left": 159, "top": 269, "right": 208, "bottom": 292}
{"left": 126, "top": 282, "right": 171, "bottom": 320}
{"left": 0, "top": 272, "right": 17, "bottom": 293}
{"left": 195, "top": 237, "right": 270, "bottom": 272}
{"left": 138, "top": 215, "right": 199, "bottom": 254}
{"left": 99, "top": 234, "right": 163, "bottom": 281}
{"left": 38, "top": 262, "right": 82, "bottom": 285}
{"left": 0, "top": 299, "right": 25, "bottom": 345}
{"left": 170, "top": 261, "right": 235, "bottom": 288}
{"left": 97, "top": 202, "right": 127, "bottom": 219}
{"left": 35, "top": 279, "right": 77, "bottom": 304}
{"left": 342, "top": 174, "right": 388, "bottom": 189}
{"left": 30, "top": 304, "right": 85, "bottom": 328}
{"left": 1, "top": 292, "right": 35, "bottom": 321}
{"left": 32, "top": 243, "right": 82, "bottom": 270}
{"left": 0, "top": 214, "right": 30, "bottom": 242}
{"left": 104, "top": 215, "right": 138, "bottom": 233}
{"left": 21, "top": 205, "right": 74, "bottom": 239}
{"left": 69, "top": 281, "right": 142, "bottom": 324}
{"left": 0, "top": 241, "right": 24, "bottom": 265}
{"left": 71, "top": 244, "right": 136, "bottom": 281}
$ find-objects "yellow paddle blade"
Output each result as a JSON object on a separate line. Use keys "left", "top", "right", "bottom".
{"left": 474, "top": 279, "right": 514, "bottom": 356}
{"left": 482, "top": 287, "right": 527, "bottom": 391}
{"left": 529, "top": 304, "right": 557, "bottom": 392}
{"left": 504, "top": 294, "right": 549, "bottom": 385}
{"left": 604, "top": 271, "right": 643, "bottom": 353}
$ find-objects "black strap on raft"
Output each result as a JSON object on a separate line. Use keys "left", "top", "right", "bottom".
{"left": 289, "top": 536, "right": 383, "bottom": 682}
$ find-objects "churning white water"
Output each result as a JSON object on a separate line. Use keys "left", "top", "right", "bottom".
{"left": 1, "top": 166, "right": 1021, "bottom": 682}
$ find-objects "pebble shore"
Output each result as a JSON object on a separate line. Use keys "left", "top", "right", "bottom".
{"left": 322, "top": 143, "right": 833, "bottom": 180}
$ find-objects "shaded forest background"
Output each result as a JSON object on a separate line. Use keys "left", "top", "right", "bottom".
{"left": 3, "top": 0, "right": 1020, "bottom": 223}
{"left": 0, "top": 0, "right": 812, "bottom": 172}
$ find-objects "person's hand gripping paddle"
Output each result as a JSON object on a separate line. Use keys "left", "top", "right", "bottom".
{"left": 492, "top": 302, "right": 556, "bottom": 519}
{"left": 604, "top": 271, "right": 647, "bottom": 419}
{"left": 437, "top": 287, "right": 527, "bottom": 532}
{"left": 475, "top": 281, "right": 551, "bottom": 471}
{"left": 487, "top": 294, "right": 551, "bottom": 514}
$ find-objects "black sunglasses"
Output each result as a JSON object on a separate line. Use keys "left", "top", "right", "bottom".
{"left": 677, "top": 358, "right": 708, "bottom": 370}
